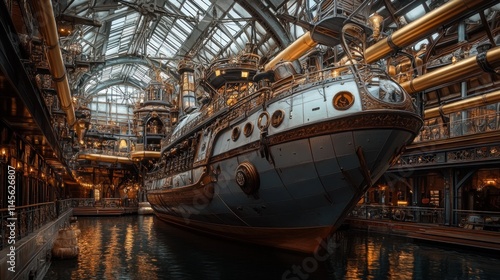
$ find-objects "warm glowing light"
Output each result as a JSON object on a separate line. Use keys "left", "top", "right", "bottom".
{"left": 241, "top": 71, "right": 249, "bottom": 78}
{"left": 215, "top": 69, "right": 221, "bottom": 76}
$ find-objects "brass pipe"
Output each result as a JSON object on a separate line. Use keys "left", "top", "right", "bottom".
{"left": 424, "top": 90, "right": 500, "bottom": 119}
{"left": 32, "top": 0, "right": 76, "bottom": 126}
{"left": 78, "top": 154, "right": 133, "bottom": 164}
{"left": 365, "top": 0, "right": 492, "bottom": 64}
{"left": 264, "top": 32, "right": 317, "bottom": 71}
{"left": 402, "top": 46, "right": 500, "bottom": 94}
{"left": 130, "top": 151, "right": 161, "bottom": 159}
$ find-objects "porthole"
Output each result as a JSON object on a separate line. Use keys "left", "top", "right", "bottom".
{"left": 231, "top": 126, "right": 241, "bottom": 141}
{"left": 257, "top": 111, "right": 270, "bottom": 130}
{"left": 243, "top": 122, "right": 254, "bottom": 137}
{"left": 271, "top": 109, "right": 285, "bottom": 128}
{"left": 333, "top": 91, "right": 355, "bottom": 110}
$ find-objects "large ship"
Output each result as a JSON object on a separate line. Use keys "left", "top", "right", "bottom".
{"left": 143, "top": 18, "right": 423, "bottom": 253}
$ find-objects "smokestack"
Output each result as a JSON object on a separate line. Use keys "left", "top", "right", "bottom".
{"left": 177, "top": 58, "right": 197, "bottom": 115}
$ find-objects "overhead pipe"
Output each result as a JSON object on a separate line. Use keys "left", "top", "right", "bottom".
{"left": 77, "top": 153, "right": 134, "bottom": 164}
{"left": 130, "top": 151, "right": 161, "bottom": 160}
{"left": 31, "top": 0, "right": 76, "bottom": 126}
{"left": 265, "top": 0, "right": 492, "bottom": 72}
{"left": 401, "top": 46, "right": 500, "bottom": 94}
{"left": 264, "top": 32, "right": 317, "bottom": 71}
{"left": 365, "top": 0, "right": 493, "bottom": 64}
{"left": 424, "top": 90, "right": 500, "bottom": 119}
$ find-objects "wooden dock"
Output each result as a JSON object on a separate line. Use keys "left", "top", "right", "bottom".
{"left": 345, "top": 217, "right": 500, "bottom": 252}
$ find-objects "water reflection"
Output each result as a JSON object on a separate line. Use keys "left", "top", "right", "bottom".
{"left": 327, "top": 232, "right": 499, "bottom": 280}
{"left": 44, "top": 216, "right": 500, "bottom": 280}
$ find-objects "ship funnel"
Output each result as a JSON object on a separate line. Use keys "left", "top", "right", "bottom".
{"left": 177, "top": 58, "right": 197, "bottom": 115}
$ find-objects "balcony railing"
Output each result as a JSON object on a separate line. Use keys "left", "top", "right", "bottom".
{"left": 70, "top": 198, "right": 138, "bottom": 208}
{"left": 349, "top": 204, "right": 445, "bottom": 224}
{"left": 414, "top": 112, "right": 500, "bottom": 143}
{"left": 455, "top": 209, "right": 500, "bottom": 231}
{"left": 0, "top": 201, "right": 71, "bottom": 250}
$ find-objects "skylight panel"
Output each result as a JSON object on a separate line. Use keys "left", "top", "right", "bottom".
{"left": 206, "top": 38, "right": 223, "bottom": 55}
{"left": 405, "top": 5, "right": 425, "bottom": 22}
{"left": 171, "top": 25, "right": 189, "bottom": 41}
{"left": 169, "top": 0, "right": 182, "bottom": 9}
{"left": 180, "top": 1, "right": 198, "bottom": 17}
{"left": 223, "top": 22, "right": 241, "bottom": 36}
{"left": 176, "top": 18, "right": 193, "bottom": 31}
{"left": 232, "top": 3, "right": 250, "bottom": 17}
{"left": 195, "top": 0, "right": 210, "bottom": 11}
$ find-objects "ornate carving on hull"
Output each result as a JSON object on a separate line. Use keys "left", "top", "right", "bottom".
{"left": 360, "top": 86, "right": 415, "bottom": 111}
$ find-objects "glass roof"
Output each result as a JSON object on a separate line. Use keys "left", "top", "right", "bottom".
{"left": 61, "top": 0, "right": 288, "bottom": 127}
{"left": 58, "top": 0, "right": 496, "bottom": 129}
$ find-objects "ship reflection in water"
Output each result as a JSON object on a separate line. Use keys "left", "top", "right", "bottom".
{"left": 44, "top": 216, "right": 499, "bottom": 280}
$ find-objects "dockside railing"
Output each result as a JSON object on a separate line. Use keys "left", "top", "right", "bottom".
{"left": 0, "top": 200, "right": 72, "bottom": 250}
{"left": 349, "top": 204, "right": 445, "bottom": 224}
{"left": 349, "top": 204, "right": 500, "bottom": 232}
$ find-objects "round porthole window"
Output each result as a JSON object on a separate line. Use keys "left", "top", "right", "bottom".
{"left": 271, "top": 109, "right": 285, "bottom": 128}
{"left": 243, "top": 122, "right": 253, "bottom": 137}
{"left": 333, "top": 91, "right": 354, "bottom": 110}
{"left": 231, "top": 126, "right": 240, "bottom": 141}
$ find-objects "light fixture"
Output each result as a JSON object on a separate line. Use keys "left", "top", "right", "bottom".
{"left": 0, "top": 147, "right": 7, "bottom": 163}
{"left": 241, "top": 71, "right": 249, "bottom": 78}
{"left": 215, "top": 69, "right": 221, "bottom": 76}
{"left": 368, "top": 12, "right": 384, "bottom": 41}
{"left": 57, "top": 21, "right": 74, "bottom": 37}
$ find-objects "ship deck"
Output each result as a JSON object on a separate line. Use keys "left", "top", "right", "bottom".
{"left": 345, "top": 218, "right": 500, "bottom": 252}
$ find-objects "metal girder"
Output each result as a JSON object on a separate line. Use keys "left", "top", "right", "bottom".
{"left": 75, "top": 55, "right": 177, "bottom": 90}
{"left": 174, "top": 1, "right": 229, "bottom": 58}
{"left": 237, "top": 0, "right": 291, "bottom": 49}
{"left": 85, "top": 78, "right": 147, "bottom": 96}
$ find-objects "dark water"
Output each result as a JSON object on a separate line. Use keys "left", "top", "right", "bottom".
{"left": 44, "top": 215, "right": 500, "bottom": 280}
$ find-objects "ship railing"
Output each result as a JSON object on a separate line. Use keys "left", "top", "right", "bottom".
{"left": 0, "top": 202, "right": 58, "bottom": 250}
{"left": 349, "top": 204, "right": 445, "bottom": 224}
{"left": 162, "top": 64, "right": 361, "bottom": 149}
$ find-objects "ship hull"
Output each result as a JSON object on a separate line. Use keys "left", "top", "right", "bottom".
{"left": 154, "top": 212, "right": 334, "bottom": 253}
{"left": 148, "top": 114, "right": 420, "bottom": 253}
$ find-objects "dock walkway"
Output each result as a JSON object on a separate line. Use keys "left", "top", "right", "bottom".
{"left": 73, "top": 206, "right": 138, "bottom": 216}
{"left": 345, "top": 218, "right": 500, "bottom": 252}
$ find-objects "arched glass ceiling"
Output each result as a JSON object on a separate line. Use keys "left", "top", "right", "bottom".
{"left": 59, "top": 0, "right": 288, "bottom": 128}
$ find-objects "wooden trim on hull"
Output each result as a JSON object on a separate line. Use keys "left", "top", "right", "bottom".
{"left": 154, "top": 213, "right": 335, "bottom": 254}
{"left": 148, "top": 170, "right": 214, "bottom": 206}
